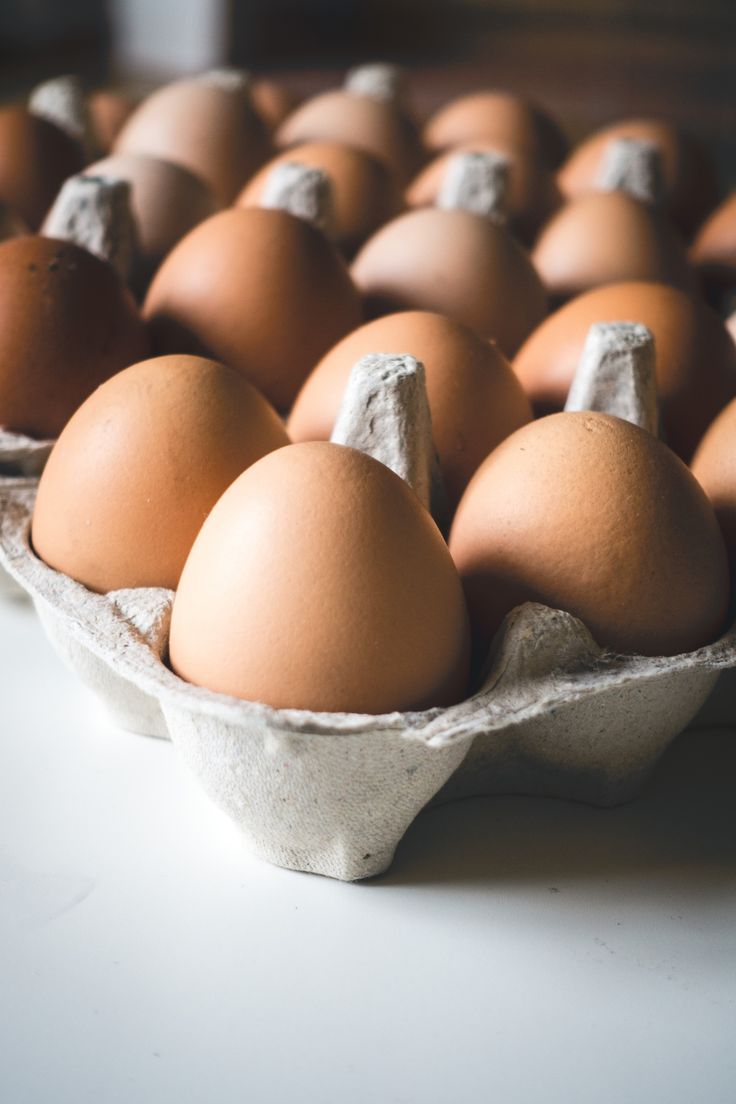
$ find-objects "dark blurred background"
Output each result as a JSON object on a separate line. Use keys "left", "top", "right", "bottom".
{"left": 0, "top": 0, "right": 734, "bottom": 178}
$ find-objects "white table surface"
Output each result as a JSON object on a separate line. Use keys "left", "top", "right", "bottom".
{"left": 1, "top": 595, "right": 735, "bottom": 1104}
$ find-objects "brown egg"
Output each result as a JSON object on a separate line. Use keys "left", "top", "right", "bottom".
{"left": 113, "top": 77, "right": 270, "bottom": 205}
{"left": 450, "top": 412, "right": 729, "bottom": 659}
{"left": 288, "top": 311, "right": 532, "bottom": 509}
{"left": 351, "top": 207, "right": 547, "bottom": 357}
{"left": 691, "top": 398, "right": 736, "bottom": 572}
{"left": 406, "top": 141, "right": 561, "bottom": 246}
{"left": 0, "top": 237, "right": 148, "bottom": 439}
{"left": 86, "top": 153, "right": 219, "bottom": 290}
{"left": 691, "top": 192, "right": 736, "bottom": 293}
{"left": 558, "top": 119, "right": 718, "bottom": 237}
{"left": 728, "top": 312, "right": 736, "bottom": 345}
{"left": 0, "top": 105, "right": 84, "bottom": 229}
{"left": 422, "top": 91, "right": 568, "bottom": 168}
{"left": 89, "top": 89, "right": 137, "bottom": 153}
{"left": 252, "top": 79, "right": 301, "bottom": 132}
{"left": 237, "top": 140, "right": 403, "bottom": 257}
{"left": 532, "top": 192, "right": 695, "bottom": 302}
{"left": 144, "top": 208, "right": 361, "bottom": 410}
{"left": 0, "top": 202, "right": 28, "bottom": 241}
{"left": 32, "top": 354, "right": 289, "bottom": 592}
{"left": 276, "top": 90, "right": 422, "bottom": 184}
{"left": 169, "top": 441, "right": 470, "bottom": 713}
{"left": 512, "top": 281, "right": 736, "bottom": 461}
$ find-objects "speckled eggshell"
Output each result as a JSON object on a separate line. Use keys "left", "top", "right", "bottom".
{"left": 422, "top": 91, "right": 568, "bottom": 168}
{"left": 406, "top": 140, "right": 561, "bottom": 246}
{"left": 532, "top": 191, "right": 695, "bottom": 302}
{"left": 252, "top": 79, "right": 301, "bottom": 131}
{"left": 690, "top": 192, "right": 736, "bottom": 293}
{"left": 276, "top": 90, "right": 422, "bottom": 184}
{"left": 288, "top": 310, "right": 532, "bottom": 509}
{"left": 691, "top": 397, "right": 736, "bottom": 572}
{"left": 0, "top": 236, "right": 149, "bottom": 438}
{"left": 449, "top": 411, "right": 729, "bottom": 660}
{"left": 351, "top": 207, "right": 547, "bottom": 357}
{"left": 144, "top": 208, "right": 362, "bottom": 411}
{"left": 169, "top": 441, "right": 471, "bottom": 713}
{"left": 31, "top": 354, "right": 289, "bottom": 593}
{"left": 86, "top": 152, "right": 219, "bottom": 287}
{"left": 237, "top": 140, "right": 403, "bottom": 256}
{"left": 89, "top": 89, "right": 137, "bottom": 153}
{"left": 512, "top": 280, "right": 736, "bottom": 461}
{"left": 113, "top": 78, "right": 271, "bottom": 205}
{"left": 0, "top": 106, "right": 84, "bottom": 228}
{"left": 557, "top": 118, "right": 718, "bottom": 237}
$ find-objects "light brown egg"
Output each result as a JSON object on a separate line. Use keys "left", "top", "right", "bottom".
{"left": 169, "top": 441, "right": 470, "bottom": 713}
{"left": 450, "top": 411, "right": 729, "bottom": 659}
{"left": 406, "top": 141, "right": 561, "bottom": 246}
{"left": 558, "top": 119, "right": 717, "bottom": 237}
{"left": 351, "top": 207, "right": 547, "bottom": 357}
{"left": 512, "top": 280, "right": 736, "bottom": 461}
{"left": 252, "top": 78, "right": 301, "bottom": 131}
{"left": 276, "top": 90, "right": 422, "bottom": 184}
{"left": 86, "top": 153, "right": 219, "bottom": 290}
{"left": 532, "top": 191, "right": 695, "bottom": 302}
{"left": 691, "top": 398, "right": 736, "bottom": 572}
{"left": 0, "top": 236, "right": 148, "bottom": 438}
{"left": 288, "top": 311, "right": 532, "bottom": 509}
{"left": 237, "top": 140, "right": 403, "bottom": 256}
{"left": 422, "top": 91, "right": 568, "bottom": 168}
{"left": 690, "top": 192, "right": 736, "bottom": 293}
{"left": 113, "top": 77, "right": 270, "bottom": 205}
{"left": 89, "top": 89, "right": 137, "bottom": 153}
{"left": 728, "top": 312, "right": 736, "bottom": 345}
{"left": 0, "top": 105, "right": 84, "bottom": 228}
{"left": 144, "top": 207, "right": 362, "bottom": 411}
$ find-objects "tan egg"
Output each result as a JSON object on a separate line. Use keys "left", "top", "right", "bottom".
{"left": 169, "top": 441, "right": 470, "bottom": 713}
{"left": 237, "top": 140, "right": 403, "bottom": 256}
{"left": 32, "top": 354, "right": 289, "bottom": 593}
{"left": 449, "top": 412, "right": 729, "bottom": 659}
{"left": 406, "top": 141, "right": 561, "bottom": 246}
{"left": 89, "top": 89, "right": 137, "bottom": 153}
{"left": 351, "top": 207, "right": 547, "bottom": 358}
{"left": 86, "top": 153, "right": 218, "bottom": 289}
{"left": 422, "top": 91, "right": 568, "bottom": 168}
{"left": 691, "top": 192, "right": 736, "bottom": 293}
{"left": 0, "top": 105, "right": 84, "bottom": 228}
{"left": 276, "top": 90, "right": 422, "bottom": 184}
{"left": 0, "top": 236, "right": 148, "bottom": 438}
{"left": 113, "top": 77, "right": 271, "bottom": 205}
{"left": 532, "top": 191, "right": 695, "bottom": 302}
{"left": 288, "top": 311, "right": 532, "bottom": 509}
{"left": 512, "top": 281, "right": 736, "bottom": 461}
{"left": 691, "top": 398, "right": 736, "bottom": 572}
{"left": 252, "top": 78, "right": 301, "bottom": 131}
{"left": 144, "top": 208, "right": 362, "bottom": 411}
{"left": 558, "top": 119, "right": 717, "bottom": 237}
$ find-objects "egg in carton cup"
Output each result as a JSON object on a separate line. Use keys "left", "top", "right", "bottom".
{"left": 2, "top": 310, "right": 735, "bottom": 880}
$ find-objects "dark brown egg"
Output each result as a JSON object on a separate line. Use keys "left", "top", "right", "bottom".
{"left": 0, "top": 106, "right": 84, "bottom": 228}
{"left": 32, "top": 354, "right": 289, "bottom": 592}
{"left": 288, "top": 310, "right": 532, "bottom": 509}
{"left": 512, "top": 280, "right": 736, "bottom": 461}
{"left": 113, "top": 76, "right": 271, "bottom": 205}
{"left": 532, "top": 191, "right": 695, "bottom": 302}
{"left": 351, "top": 207, "right": 547, "bottom": 357}
{"left": 252, "top": 79, "right": 301, "bottom": 131}
{"left": 237, "top": 140, "right": 403, "bottom": 256}
{"left": 0, "top": 236, "right": 148, "bottom": 438}
{"left": 449, "top": 412, "right": 729, "bottom": 659}
{"left": 558, "top": 119, "right": 718, "bottom": 237}
{"left": 89, "top": 89, "right": 137, "bottom": 153}
{"left": 422, "top": 91, "right": 568, "bottom": 168}
{"left": 144, "top": 207, "right": 362, "bottom": 410}
{"left": 276, "top": 90, "right": 422, "bottom": 184}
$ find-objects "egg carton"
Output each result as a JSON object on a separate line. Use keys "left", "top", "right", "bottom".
{"left": 1, "top": 326, "right": 735, "bottom": 881}
{"left": 0, "top": 430, "right": 54, "bottom": 598}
